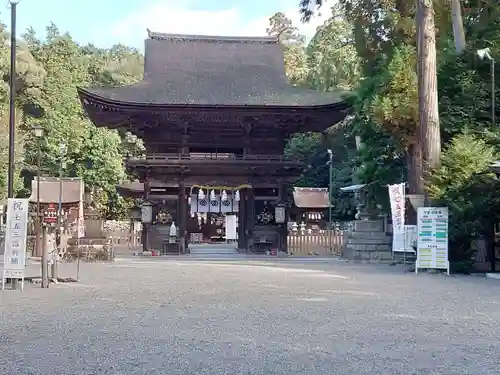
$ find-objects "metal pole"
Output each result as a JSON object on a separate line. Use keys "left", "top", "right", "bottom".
{"left": 492, "top": 58, "right": 496, "bottom": 273}
{"left": 52, "top": 162, "right": 63, "bottom": 280}
{"left": 492, "top": 59, "right": 495, "bottom": 127}
{"left": 328, "top": 156, "right": 333, "bottom": 230}
{"left": 41, "top": 224, "right": 49, "bottom": 288}
{"left": 7, "top": 1, "right": 17, "bottom": 198}
{"left": 76, "top": 236, "right": 80, "bottom": 281}
{"left": 37, "top": 139, "right": 48, "bottom": 288}
{"left": 36, "top": 138, "right": 41, "bottom": 258}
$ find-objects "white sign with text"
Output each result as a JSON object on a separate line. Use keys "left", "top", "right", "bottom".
{"left": 2, "top": 198, "right": 29, "bottom": 289}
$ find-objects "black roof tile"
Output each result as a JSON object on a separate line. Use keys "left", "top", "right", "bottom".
{"left": 79, "top": 32, "right": 344, "bottom": 107}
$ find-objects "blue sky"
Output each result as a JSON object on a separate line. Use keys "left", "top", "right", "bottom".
{"left": 2, "top": 0, "right": 329, "bottom": 49}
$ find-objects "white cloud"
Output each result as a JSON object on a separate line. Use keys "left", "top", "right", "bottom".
{"left": 102, "top": 0, "right": 330, "bottom": 48}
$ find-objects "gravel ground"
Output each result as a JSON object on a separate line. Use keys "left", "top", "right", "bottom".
{"left": 1, "top": 257, "right": 500, "bottom": 375}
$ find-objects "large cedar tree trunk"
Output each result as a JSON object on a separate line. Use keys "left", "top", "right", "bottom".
{"left": 416, "top": 0, "right": 441, "bottom": 203}
{"left": 450, "top": 0, "right": 466, "bottom": 54}
{"left": 406, "top": 142, "right": 424, "bottom": 224}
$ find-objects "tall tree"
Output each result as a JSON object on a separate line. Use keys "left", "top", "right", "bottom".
{"left": 14, "top": 24, "right": 144, "bottom": 218}
{"left": 267, "top": 12, "right": 308, "bottom": 85}
{"left": 306, "top": 14, "right": 360, "bottom": 91}
{"left": 450, "top": 0, "right": 466, "bottom": 53}
{"left": 416, "top": 0, "right": 441, "bottom": 200}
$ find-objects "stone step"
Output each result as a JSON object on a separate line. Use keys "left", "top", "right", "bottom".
{"left": 346, "top": 231, "right": 390, "bottom": 240}
{"left": 189, "top": 248, "right": 239, "bottom": 255}
{"left": 67, "top": 238, "right": 109, "bottom": 246}
{"left": 344, "top": 248, "right": 393, "bottom": 263}
{"left": 346, "top": 237, "right": 391, "bottom": 245}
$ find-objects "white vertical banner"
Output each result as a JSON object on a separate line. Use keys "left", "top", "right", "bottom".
{"left": 225, "top": 215, "right": 237, "bottom": 240}
{"left": 388, "top": 183, "right": 406, "bottom": 252}
{"left": 209, "top": 197, "right": 220, "bottom": 213}
{"left": 220, "top": 197, "right": 231, "bottom": 213}
{"left": 195, "top": 195, "right": 209, "bottom": 213}
{"left": 221, "top": 197, "right": 238, "bottom": 213}
{"left": 2, "top": 199, "right": 29, "bottom": 281}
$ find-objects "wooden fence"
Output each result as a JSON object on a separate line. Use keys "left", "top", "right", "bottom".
{"left": 287, "top": 229, "right": 345, "bottom": 256}
{"left": 106, "top": 231, "right": 142, "bottom": 248}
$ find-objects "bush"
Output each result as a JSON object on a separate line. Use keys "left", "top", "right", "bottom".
{"left": 428, "top": 132, "right": 500, "bottom": 271}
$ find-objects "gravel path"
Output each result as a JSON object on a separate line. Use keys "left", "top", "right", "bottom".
{"left": 1, "top": 258, "right": 500, "bottom": 375}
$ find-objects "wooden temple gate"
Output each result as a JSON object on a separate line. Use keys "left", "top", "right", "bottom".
{"left": 77, "top": 31, "right": 348, "bottom": 254}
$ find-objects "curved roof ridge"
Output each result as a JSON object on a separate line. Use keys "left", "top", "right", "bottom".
{"left": 147, "top": 30, "right": 278, "bottom": 44}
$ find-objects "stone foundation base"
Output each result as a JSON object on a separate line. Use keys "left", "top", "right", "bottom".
{"left": 343, "top": 220, "right": 393, "bottom": 264}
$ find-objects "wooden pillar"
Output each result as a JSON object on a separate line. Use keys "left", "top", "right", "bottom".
{"left": 278, "top": 180, "right": 288, "bottom": 254}
{"left": 238, "top": 189, "right": 247, "bottom": 251}
{"left": 178, "top": 180, "right": 187, "bottom": 254}
{"left": 181, "top": 125, "right": 189, "bottom": 156}
{"left": 246, "top": 187, "right": 255, "bottom": 251}
{"left": 181, "top": 134, "right": 189, "bottom": 156}
{"left": 143, "top": 176, "right": 150, "bottom": 252}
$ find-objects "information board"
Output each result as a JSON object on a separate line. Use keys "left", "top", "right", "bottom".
{"left": 2, "top": 198, "right": 29, "bottom": 290}
{"left": 416, "top": 207, "right": 449, "bottom": 275}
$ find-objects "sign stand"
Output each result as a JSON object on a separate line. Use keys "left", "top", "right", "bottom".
{"left": 2, "top": 199, "right": 30, "bottom": 291}
{"left": 415, "top": 207, "right": 450, "bottom": 275}
{"left": 2, "top": 270, "right": 25, "bottom": 291}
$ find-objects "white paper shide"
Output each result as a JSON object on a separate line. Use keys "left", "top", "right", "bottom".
{"left": 2, "top": 198, "right": 29, "bottom": 280}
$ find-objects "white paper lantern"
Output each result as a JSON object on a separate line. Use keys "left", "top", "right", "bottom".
{"left": 234, "top": 190, "right": 240, "bottom": 202}
{"left": 210, "top": 190, "right": 216, "bottom": 201}
{"left": 221, "top": 190, "right": 228, "bottom": 201}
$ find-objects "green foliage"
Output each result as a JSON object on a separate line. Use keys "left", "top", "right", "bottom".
{"left": 285, "top": 132, "right": 325, "bottom": 187}
{"left": 295, "top": 0, "right": 500, "bottom": 270}
{"left": 0, "top": 22, "right": 144, "bottom": 218}
{"left": 437, "top": 48, "right": 496, "bottom": 142}
{"left": 428, "top": 133, "right": 500, "bottom": 270}
{"left": 266, "top": 12, "right": 308, "bottom": 85}
{"left": 371, "top": 46, "right": 418, "bottom": 147}
{"left": 306, "top": 14, "right": 361, "bottom": 91}
{"left": 354, "top": 116, "right": 406, "bottom": 213}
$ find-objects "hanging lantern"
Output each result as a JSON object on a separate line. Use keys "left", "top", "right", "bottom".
{"left": 234, "top": 190, "right": 240, "bottom": 202}
{"left": 221, "top": 190, "right": 228, "bottom": 201}
{"left": 210, "top": 190, "right": 216, "bottom": 201}
{"left": 198, "top": 188, "right": 205, "bottom": 200}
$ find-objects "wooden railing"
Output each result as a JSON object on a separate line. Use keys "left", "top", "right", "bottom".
{"left": 287, "top": 229, "right": 346, "bottom": 257}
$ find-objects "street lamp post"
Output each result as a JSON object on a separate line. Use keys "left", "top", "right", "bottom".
{"left": 327, "top": 149, "right": 333, "bottom": 229}
{"left": 52, "top": 143, "right": 67, "bottom": 281}
{"left": 477, "top": 48, "right": 495, "bottom": 128}
{"left": 7, "top": 0, "right": 18, "bottom": 199}
{"left": 33, "top": 125, "right": 48, "bottom": 288}
{"left": 478, "top": 47, "right": 496, "bottom": 272}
